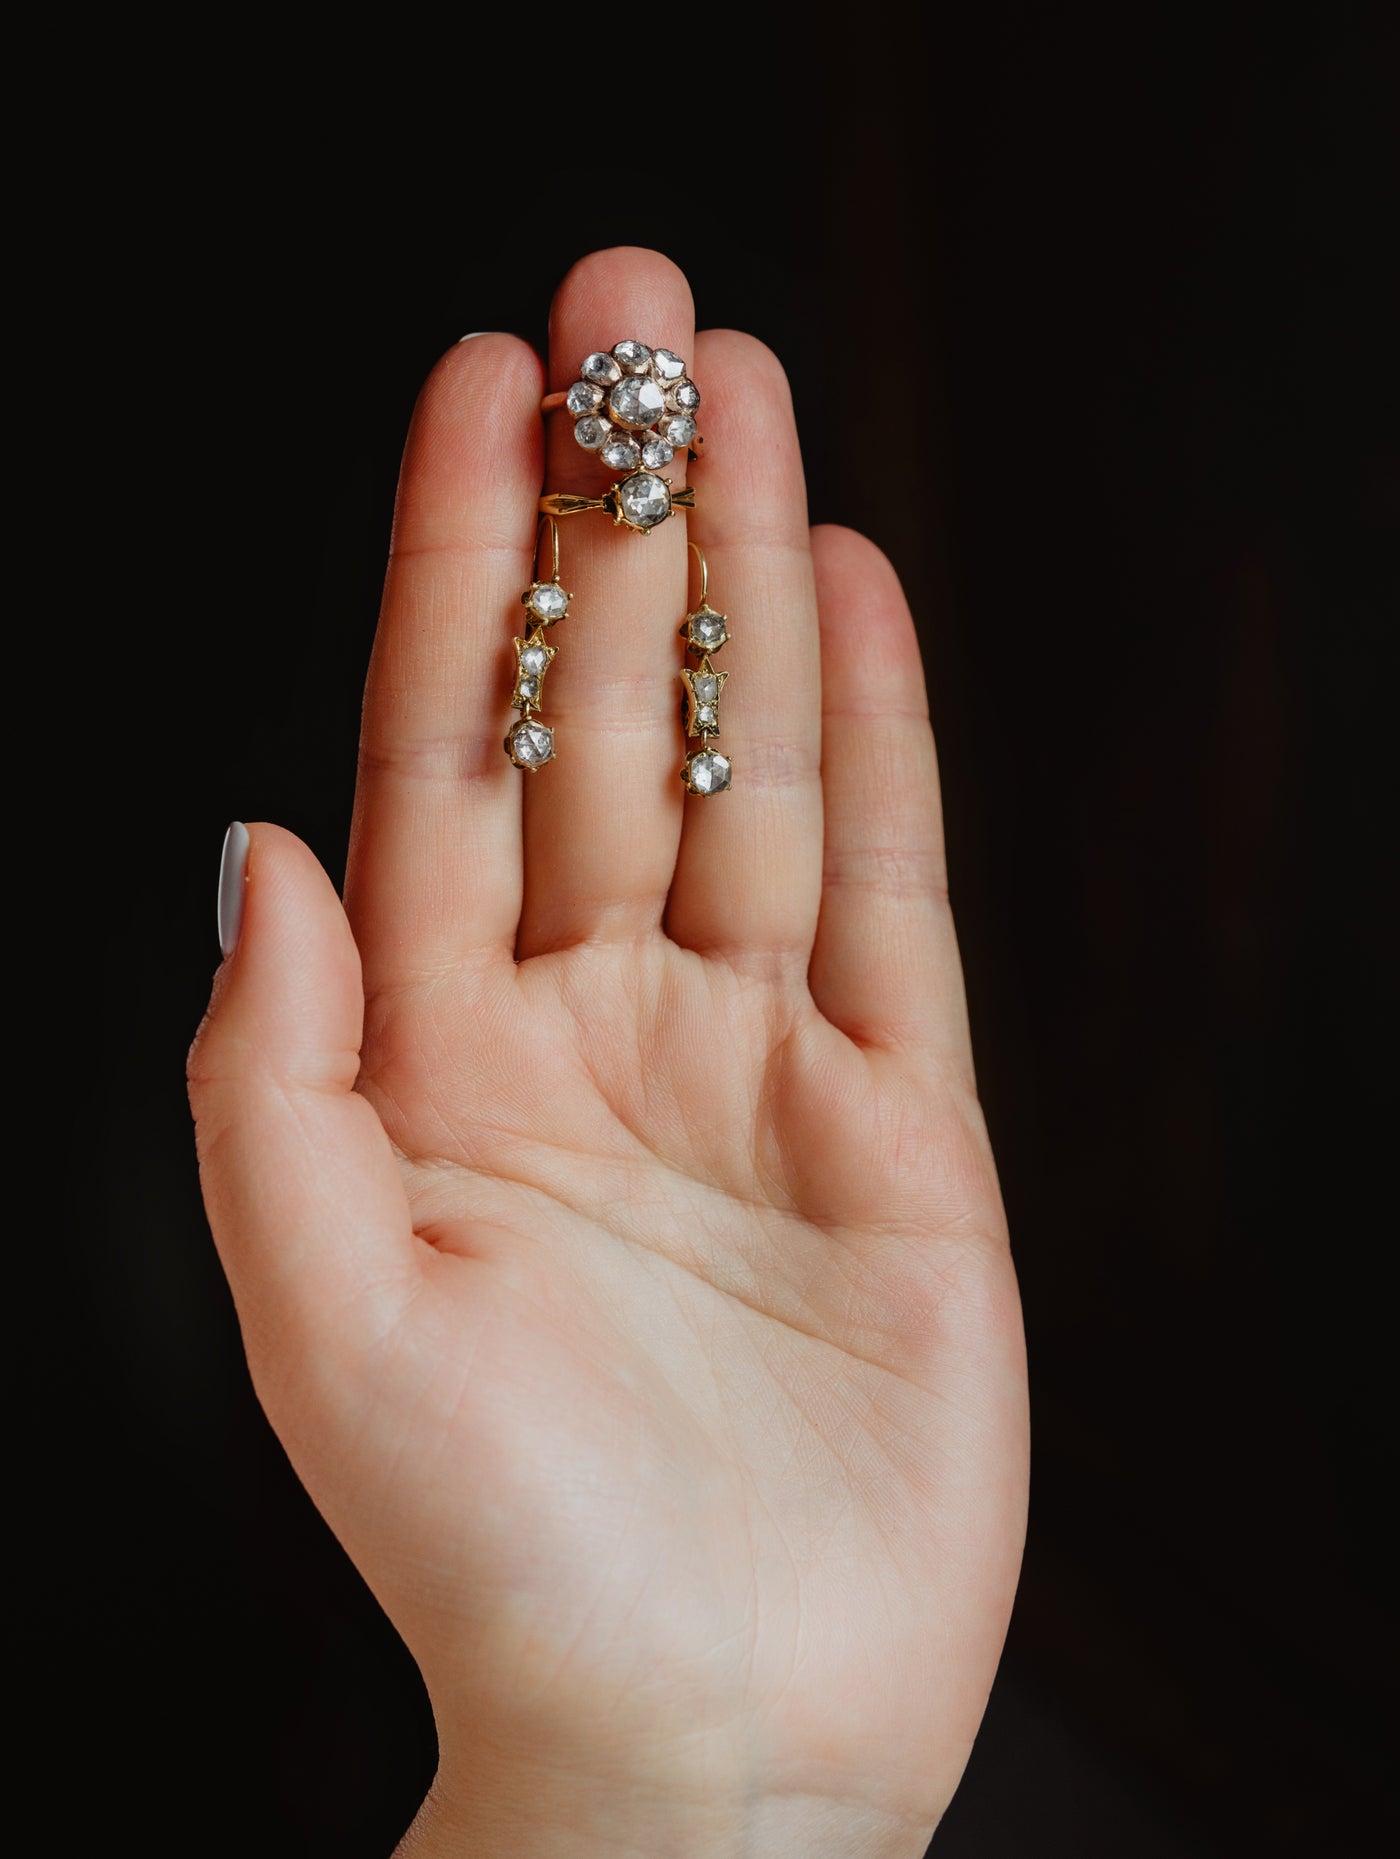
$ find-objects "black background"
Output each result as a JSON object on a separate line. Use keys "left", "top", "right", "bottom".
{"left": 45, "top": 6, "right": 1397, "bottom": 1853}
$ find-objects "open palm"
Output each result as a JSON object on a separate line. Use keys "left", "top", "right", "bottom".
{"left": 190, "top": 250, "right": 1027, "bottom": 1858}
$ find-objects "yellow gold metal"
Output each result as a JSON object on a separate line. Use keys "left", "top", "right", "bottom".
{"left": 512, "top": 626, "right": 558, "bottom": 715}
{"left": 535, "top": 514, "right": 561, "bottom": 584}
{"left": 518, "top": 517, "right": 572, "bottom": 624}
{"left": 537, "top": 480, "right": 696, "bottom": 532}
{"left": 688, "top": 539, "right": 708, "bottom": 606}
{"left": 537, "top": 490, "right": 610, "bottom": 518}
{"left": 679, "top": 541, "right": 728, "bottom": 650}
{"left": 679, "top": 654, "right": 728, "bottom": 739}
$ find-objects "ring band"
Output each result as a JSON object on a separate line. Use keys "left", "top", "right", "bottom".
{"left": 539, "top": 480, "right": 696, "bottom": 534}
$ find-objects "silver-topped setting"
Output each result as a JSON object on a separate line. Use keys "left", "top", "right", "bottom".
{"left": 608, "top": 375, "right": 666, "bottom": 429}
{"left": 565, "top": 340, "right": 702, "bottom": 471}
{"left": 581, "top": 351, "right": 622, "bottom": 386}
{"left": 601, "top": 437, "right": 642, "bottom": 472}
{"left": 573, "top": 415, "right": 611, "bottom": 450}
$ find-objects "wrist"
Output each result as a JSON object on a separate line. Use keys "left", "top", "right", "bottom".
{"left": 394, "top": 1760, "right": 937, "bottom": 1859}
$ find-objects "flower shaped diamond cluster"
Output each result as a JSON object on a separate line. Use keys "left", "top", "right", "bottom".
{"left": 566, "top": 341, "right": 701, "bottom": 473}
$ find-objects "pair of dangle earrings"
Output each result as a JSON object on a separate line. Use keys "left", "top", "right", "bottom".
{"left": 503, "top": 519, "right": 734, "bottom": 797}
{"left": 503, "top": 336, "right": 732, "bottom": 794}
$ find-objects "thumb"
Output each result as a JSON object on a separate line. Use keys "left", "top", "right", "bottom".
{"left": 188, "top": 822, "right": 418, "bottom": 1387}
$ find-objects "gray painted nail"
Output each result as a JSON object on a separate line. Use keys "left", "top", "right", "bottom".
{"left": 217, "top": 821, "right": 250, "bottom": 957}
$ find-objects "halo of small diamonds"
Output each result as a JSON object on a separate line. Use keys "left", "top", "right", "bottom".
{"left": 565, "top": 341, "right": 700, "bottom": 462}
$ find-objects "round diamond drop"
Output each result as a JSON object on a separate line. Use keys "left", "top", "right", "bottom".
{"left": 520, "top": 644, "right": 548, "bottom": 674}
{"left": 685, "top": 750, "right": 731, "bottom": 795}
{"left": 529, "top": 584, "right": 568, "bottom": 619}
{"left": 661, "top": 413, "right": 696, "bottom": 447}
{"left": 607, "top": 376, "right": 666, "bottom": 430}
{"left": 652, "top": 348, "right": 686, "bottom": 382}
{"left": 566, "top": 380, "right": 603, "bottom": 414}
{"left": 601, "top": 437, "right": 641, "bottom": 471}
{"left": 613, "top": 339, "right": 652, "bottom": 373}
{"left": 509, "top": 720, "right": 554, "bottom": 767}
{"left": 582, "top": 351, "right": 621, "bottom": 386}
{"left": 574, "top": 415, "right": 612, "bottom": 450}
{"left": 641, "top": 436, "right": 674, "bottom": 468}
{"left": 617, "top": 471, "right": 671, "bottom": 530}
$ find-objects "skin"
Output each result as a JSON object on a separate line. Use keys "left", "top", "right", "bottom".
{"left": 189, "top": 248, "right": 1029, "bottom": 1857}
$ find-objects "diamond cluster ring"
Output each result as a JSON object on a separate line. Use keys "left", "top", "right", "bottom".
{"left": 539, "top": 339, "right": 701, "bottom": 534}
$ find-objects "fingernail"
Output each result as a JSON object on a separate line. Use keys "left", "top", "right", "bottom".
{"left": 458, "top": 331, "right": 500, "bottom": 343}
{"left": 218, "top": 821, "right": 250, "bottom": 957}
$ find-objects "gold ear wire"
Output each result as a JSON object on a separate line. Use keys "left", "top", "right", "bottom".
{"left": 688, "top": 538, "right": 708, "bottom": 608}
{"left": 535, "top": 514, "right": 561, "bottom": 587}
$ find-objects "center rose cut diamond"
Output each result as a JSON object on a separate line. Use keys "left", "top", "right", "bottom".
{"left": 617, "top": 471, "right": 671, "bottom": 530}
{"left": 607, "top": 376, "right": 666, "bottom": 429}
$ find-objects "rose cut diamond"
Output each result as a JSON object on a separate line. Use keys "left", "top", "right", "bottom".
{"left": 640, "top": 436, "right": 674, "bottom": 468}
{"left": 509, "top": 719, "right": 554, "bottom": 766}
{"left": 661, "top": 413, "right": 696, "bottom": 447}
{"left": 566, "top": 380, "right": 603, "bottom": 414}
{"left": 652, "top": 349, "right": 686, "bottom": 381}
{"left": 694, "top": 674, "right": 719, "bottom": 702}
{"left": 517, "top": 675, "right": 539, "bottom": 703}
{"left": 520, "top": 644, "right": 548, "bottom": 674}
{"left": 607, "top": 376, "right": 666, "bottom": 429}
{"left": 582, "top": 351, "right": 622, "bottom": 386}
{"left": 697, "top": 704, "right": 717, "bottom": 728}
{"left": 684, "top": 750, "right": 731, "bottom": 794}
{"left": 617, "top": 471, "right": 671, "bottom": 529}
{"left": 668, "top": 379, "right": 700, "bottom": 413}
{"left": 613, "top": 339, "right": 652, "bottom": 373}
{"left": 574, "top": 415, "right": 612, "bottom": 450}
{"left": 529, "top": 584, "right": 568, "bottom": 619}
{"left": 601, "top": 438, "right": 641, "bottom": 471}
{"left": 689, "top": 609, "right": 726, "bottom": 649}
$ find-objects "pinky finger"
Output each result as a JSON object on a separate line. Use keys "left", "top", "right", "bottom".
{"left": 808, "top": 527, "right": 974, "bottom": 1072}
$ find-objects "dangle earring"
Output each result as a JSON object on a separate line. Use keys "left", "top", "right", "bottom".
{"left": 678, "top": 540, "right": 732, "bottom": 795}
{"left": 504, "top": 516, "right": 569, "bottom": 770}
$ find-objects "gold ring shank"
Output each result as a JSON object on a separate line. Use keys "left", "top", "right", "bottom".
{"left": 538, "top": 485, "right": 696, "bottom": 520}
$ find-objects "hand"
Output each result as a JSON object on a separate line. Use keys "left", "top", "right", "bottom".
{"left": 189, "top": 248, "right": 1028, "bottom": 1858}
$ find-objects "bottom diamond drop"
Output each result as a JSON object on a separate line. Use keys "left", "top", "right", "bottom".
{"left": 682, "top": 749, "right": 731, "bottom": 795}
{"left": 506, "top": 719, "right": 555, "bottom": 768}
